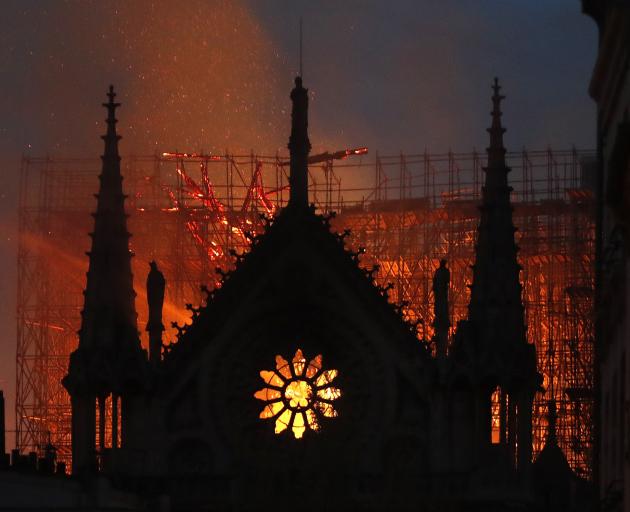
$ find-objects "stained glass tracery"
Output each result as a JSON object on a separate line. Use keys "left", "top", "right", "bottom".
{"left": 255, "top": 349, "right": 340, "bottom": 439}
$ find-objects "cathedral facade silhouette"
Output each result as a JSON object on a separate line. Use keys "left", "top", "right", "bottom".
{"left": 62, "top": 77, "right": 590, "bottom": 511}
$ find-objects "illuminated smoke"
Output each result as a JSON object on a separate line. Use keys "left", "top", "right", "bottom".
{"left": 4, "top": 0, "right": 290, "bottom": 156}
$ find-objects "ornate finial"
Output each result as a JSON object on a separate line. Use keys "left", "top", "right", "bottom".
{"left": 102, "top": 85, "right": 121, "bottom": 158}
{"left": 487, "top": 77, "right": 507, "bottom": 169}
{"left": 103, "top": 85, "right": 121, "bottom": 116}
{"left": 107, "top": 84, "right": 116, "bottom": 104}
{"left": 491, "top": 78, "right": 505, "bottom": 127}
{"left": 492, "top": 77, "right": 502, "bottom": 100}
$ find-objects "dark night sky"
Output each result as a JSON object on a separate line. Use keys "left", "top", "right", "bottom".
{"left": 0, "top": 0, "right": 597, "bottom": 445}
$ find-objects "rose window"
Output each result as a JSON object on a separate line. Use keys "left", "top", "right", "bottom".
{"left": 255, "top": 349, "right": 341, "bottom": 439}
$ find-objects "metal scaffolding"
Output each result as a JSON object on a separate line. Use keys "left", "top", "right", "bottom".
{"left": 16, "top": 148, "right": 595, "bottom": 478}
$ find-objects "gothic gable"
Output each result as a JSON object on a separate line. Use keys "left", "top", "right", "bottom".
{"left": 158, "top": 205, "right": 435, "bottom": 491}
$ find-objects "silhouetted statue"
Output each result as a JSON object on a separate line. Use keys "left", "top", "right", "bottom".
{"left": 146, "top": 261, "right": 165, "bottom": 366}
{"left": 433, "top": 259, "right": 450, "bottom": 358}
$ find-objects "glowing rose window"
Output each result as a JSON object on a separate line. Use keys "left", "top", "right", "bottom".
{"left": 255, "top": 349, "right": 341, "bottom": 439}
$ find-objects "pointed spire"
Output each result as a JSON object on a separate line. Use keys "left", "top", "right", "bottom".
{"left": 63, "top": 86, "right": 144, "bottom": 476}
{"left": 467, "top": 78, "right": 529, "bottom": 354}
{"left": 288, "top": 76, "right": 311, "bottom": 207}
{"left": 487, "top": 77, "right": 507, "bottom": 169}
{"left": 102, "top": 85, "right": 121, "bottom": 161}
{"left": 458, "top": 80, "right": 540, "bottom": 474}
{"left": 481, "top": 78, "right": 511, "bottom": 205}
{"left": 78, "top": 85, "right": 139, "bottom": 350}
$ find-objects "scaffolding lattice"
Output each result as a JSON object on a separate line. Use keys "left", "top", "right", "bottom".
{"left": 16, "top": 148, "right": 595, "bottom": 478}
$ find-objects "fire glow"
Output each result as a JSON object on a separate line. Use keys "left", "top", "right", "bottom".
{"left": 17, "top": 148, "right": 594, "bottom": 478}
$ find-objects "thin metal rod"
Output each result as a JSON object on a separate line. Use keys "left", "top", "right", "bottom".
{"left": 299, "top": 17, "right": 303, "bottom": 77}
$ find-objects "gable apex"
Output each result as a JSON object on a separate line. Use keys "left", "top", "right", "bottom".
{"left": 163, "top": 204, "right": 429, "bottom": 370}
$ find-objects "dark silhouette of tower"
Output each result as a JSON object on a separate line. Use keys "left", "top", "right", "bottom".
{"left": 468, "top": 79, "right": 525, "bottom": 338}
{"left": 63, "top": 86, "right": 146, "bottom": 475}
{"left": 456, "top": 78, "right": 540, "bottom": 471}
